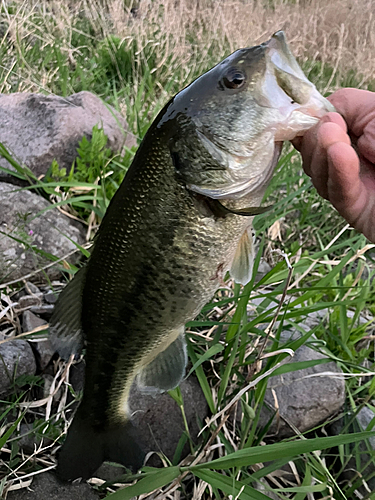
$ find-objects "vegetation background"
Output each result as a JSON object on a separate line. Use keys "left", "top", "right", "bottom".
{"left": 1, "top": 0, "right": 375, "bottom": 499}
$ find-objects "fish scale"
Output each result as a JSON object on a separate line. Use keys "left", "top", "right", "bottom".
{"left": 49, "top": 31, "right": 335, "bottom": 481}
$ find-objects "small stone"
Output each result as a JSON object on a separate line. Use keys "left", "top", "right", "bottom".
{"left": 94, "top": 463, "right": 127, "bottom": 482}
{"left": 328, "top": 407, "right": 375, "bottom": 494}
{"left": 254, "top": 481, "right": 281, "bottom": 500}
{"left": 29, "top": 304, "right": 55, "bottom": 317}
{"left": 17, "top": 422, "right": 52, "bottom": 454}
{"left": 24, "top": 282, "right": 41, "bottom": 295}
{"left": 0, "top": 340, "right": 37, "bottom": 396}
{"left": 43, "top": 373, "right": 62, "bottom": 401}
{"left": 255, "top": 259, "right": 272, "bottom": 280}
{"left": 32, "top": 339, "right": 55, "bottom": 371}
{"left": 22, "top": 310, "right": 46, "bottom": 332}
{"left": 6, "top": 472, "right": 100, "bottom": 499}
{"left": 43, "top": 291, "right": 58, "bottom": 304}
{"left": 18, "top": 294, "right": 43, "bottom": 309}
{"left": 9, "top": 289, "right": 26, "bottom": 302}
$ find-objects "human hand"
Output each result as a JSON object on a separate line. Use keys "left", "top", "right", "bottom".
{"left": 293, "top": 88, "right": 375, "bottom": 243}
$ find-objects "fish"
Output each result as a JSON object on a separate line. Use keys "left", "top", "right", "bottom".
{"left": 50, "top": 31, "right": 334, "bottom": 481}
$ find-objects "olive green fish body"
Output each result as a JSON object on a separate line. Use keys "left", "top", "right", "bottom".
{"left": 81, "top": 118, "right": 255, "bottom": 424}
{"left": 50, "top": 31, "right": 335, "bottom": 481}
{"left": 55, "top": 119, "right": 254, "bottom": 481}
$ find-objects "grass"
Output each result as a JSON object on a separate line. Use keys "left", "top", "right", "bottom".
{"left": 0, "top": 0, "right": 375, "bottom": 498}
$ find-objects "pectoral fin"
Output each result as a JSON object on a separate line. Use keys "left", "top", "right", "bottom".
{"left": 49, "top": 267, "right": 86, "bottom": 359}
{"left": 230, "top": 227, "right": 254, "bottom": 285}
{"left": 136, "top": 329, "right": 187, "bottom": 394}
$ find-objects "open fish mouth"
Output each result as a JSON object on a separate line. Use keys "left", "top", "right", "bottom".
{"left": 264, "top": 31, "right": 335, "bottom": 141}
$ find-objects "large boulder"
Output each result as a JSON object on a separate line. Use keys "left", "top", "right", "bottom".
{"left": 257, "top": 332, "right": 346, "bottom": 437}
{"left": 246, "top": 299, "right": 348, "bottom": 437}
{"left": 0, "top": 91, "right": 136, "bottom": 184}
{"left": 0, "top": 182, "right": 85, "bottom": 282}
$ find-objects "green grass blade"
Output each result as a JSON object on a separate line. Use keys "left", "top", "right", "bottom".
{"left": 105, "top": 467, "right": 180, "bottom": 499}
{"left": 187, "top": 342, "right": 215, "bottom": 413}
{"left": 187, "top": 432, "right": 375, "bottom": 470}
{"left": 0, "top": 412, "right": 25, "bottom": 449}
{"left": 193, "top": 469, "right": 272, "bottom": 500}
{"left": 186, "top": 343, "right": 224, "bottom": 379}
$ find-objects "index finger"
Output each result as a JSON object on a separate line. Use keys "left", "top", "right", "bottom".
{"left": 329, "top": 88, "right": 375, "bottom": 137}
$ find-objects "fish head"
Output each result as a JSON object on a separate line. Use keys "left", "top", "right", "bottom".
{"left": 166, "top": 31, "right": 334, "bottom": 200}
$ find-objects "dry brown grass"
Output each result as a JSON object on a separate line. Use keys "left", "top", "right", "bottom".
{"left": 2, "top": 0, "right": 375, "bottom": 97}
{"left": 80, "top": 0, "right": 375, "bottom": 89}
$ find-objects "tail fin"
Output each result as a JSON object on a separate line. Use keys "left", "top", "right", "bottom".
{"left": 56, "top": 413, "right": 145, "bottom": 481}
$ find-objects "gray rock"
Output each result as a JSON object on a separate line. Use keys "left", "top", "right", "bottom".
{"left": 254, "top": 481, "right": 282, "bottom": 499}
{"left": 43, "top": 373, "right": 62, "bottom": 401}
{"left": 299, "top": 308, "right": 371, "bottom": 332}
{"left": 0, "top": 182, "right": 85, "bottom": 282}
{"left": 357, "top": 407, "right": 375, "bottom": 446}
{"left": 24, "top": 281, "right": 40, "bottom": 294}
{"left": 94, "top": 463, "right": 127, "bottom": 482}
{"left": 29, "top": 304, "right": 55, "bottom": 317}
{"left": 18, "top": 294, "right": 43, "bottom": 309}
{"left": 22, "top": 310, "right": 46, "bottom": 332}
{"left": 44, "top": 290, "right": 58, "bottom": 304}
{"left": 0, "top": 91, "right": 136, "bottom": 185}
{"left": 34, "top": 339, "right": 55, "bottom": 370}
{"left": 257, "top": 334, "right": 345, "bottom": 437}
{"left": 247, "top": 300, "right": 372, "bottom": 333}
{"left": 129, "top": 375, "right": 209, "bottom": 465}
{"left": 0, "top": 340, "right": 37, "bottom": 396}
{"left": 17, "top": 422, "right": 52, "bottom": 454}
{"left": 6, "top": 472, "right": 100, "bottom": 499}
{"left": 255, "top": 259, "right": 272, "bottom": 281}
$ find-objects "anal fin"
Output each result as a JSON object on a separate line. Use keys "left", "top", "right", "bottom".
{"left": 230, "top": 227, "right": 254, "bottom": 285}
{"left": 136, "top": 329, "right": 187, "bottom": 394}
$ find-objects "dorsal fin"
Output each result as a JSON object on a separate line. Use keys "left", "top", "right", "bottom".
{"left": 49, "top": 267, "right": 86, "bottom": 359}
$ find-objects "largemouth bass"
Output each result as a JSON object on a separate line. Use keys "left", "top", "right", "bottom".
{"left": 50, "top": 31, "right": 334, "bottom": 481}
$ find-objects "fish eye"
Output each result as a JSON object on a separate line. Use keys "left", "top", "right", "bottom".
{"left": 222, "top": 68, "right": 246, "bottom": 89}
